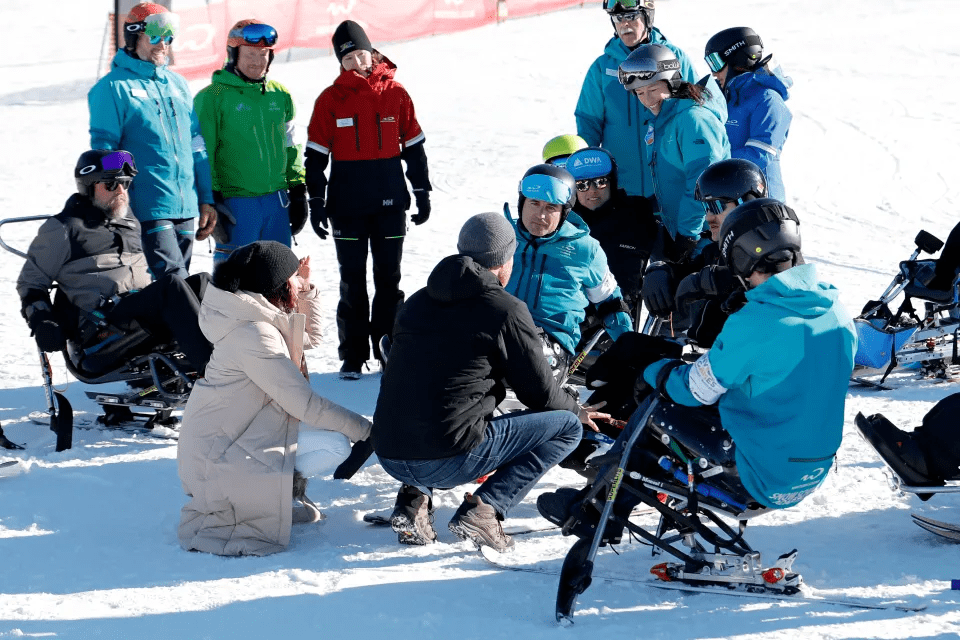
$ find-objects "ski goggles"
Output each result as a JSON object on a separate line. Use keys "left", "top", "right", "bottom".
{"left": 618, "top": 66, "right": 657, "bottom": 86}
{"left": 230, "top": 23, "right": 278, "bottom": 47}
{"left": 704, "top": 197, "right": 744, "bottom": 216}
{"left": 704, "top": 52, "right": 726, "bottom": 73}
{"left": 100, "top": 177, "right": 133, "bottom": 192}
{"left": 520, "top": 173, "right": 574, "bottom": 206}
{"left": 576, "top": 177, "right": 610, "bottom": 192}
{"left": 611, "top": 11, "right": 642, "bottom": 23}
{"left": 101, "top": 151, "right": 138, "bottom": 175}
{"left": 604, "top": 0, "right": 654, "bottom": 12}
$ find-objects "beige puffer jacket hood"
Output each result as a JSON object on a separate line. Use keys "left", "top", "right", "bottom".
{"left": 177, "top": 284, "right": 370, "bottom": 556}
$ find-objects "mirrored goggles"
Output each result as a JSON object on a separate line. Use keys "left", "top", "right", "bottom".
{"left": 101, "top": 151, "right": 138, "bottom": 175}
{"left": 148, "top": 34, "right": 174, "bottom": 45}
{"left": 705, "top": 52, "right": 726, "bottom": 73}
{"left": 142, "top": 11, "right": 180, "bottom": 39}
{"left": 705, "top": 197, "right": 743, "bottom": 216}
{"left": 604, "top": 0, "right": 651, "bottom": 11}
{"left": 576, "top": 177, "right": 610, "bottom": 192}
{"left": 100, "top": 177, "right": 133, "bottom": 192}
{"left": 232, "top": 23, "right": 278, "bottom": 46}
{"left": 618, "top": 66, "right": 657, "bottom": 86}
{"left": 612, "top": 10, "right": 641, "bottom": 23}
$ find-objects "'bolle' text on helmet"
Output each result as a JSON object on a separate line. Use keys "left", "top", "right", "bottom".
{"left": 619, "top": 43, "right": 681, "bottom": 92}
{"left": 704, "top": 27, "right": 764, "bottom": 77}
{"left": 225, "top": 19, "right": 278, "bottom": 75}
{"left": 719, "top": 198, "right": 801, "bottom": 279}
{"left": 75, "top": 150, "right": 138, "bottom": 199}
{"left": 542, "top": 134, "right": 588, "bottom": 167}
{"left": 565, "top": 147, "right": 619, "bottom": 192}
{"left": 517, "top": 164, "right": 578, "bottom": 228}
{"left": 602, "top": 0, "right": 655, "bottom": 28}
{"left": 123, "top": 3, "right": 178, "bottom": 52}
{"left": 695, "top": 159, "right": 767, "bottom": 214}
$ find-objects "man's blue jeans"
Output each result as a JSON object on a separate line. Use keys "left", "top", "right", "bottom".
{"left": 379, "top": 410, "right": 582, "bottom": 518}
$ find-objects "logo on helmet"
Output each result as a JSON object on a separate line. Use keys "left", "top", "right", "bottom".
{"left": 724, "top": 41, "right": 746, "bottom": 56}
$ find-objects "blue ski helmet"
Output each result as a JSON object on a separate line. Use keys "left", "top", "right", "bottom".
{"left": 517, "top": 164, "right": 577, "bottom": 228}
{"left": 565, "top": 147, "right": 618, "bottom": 193}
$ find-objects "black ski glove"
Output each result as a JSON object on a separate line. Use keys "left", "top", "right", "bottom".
{"left": 287, "top": 184, "right": 309, "bottom": 237}
{"left": 310, "top": 198, "right": 329, "bottom": 240}
{"left": 641, "top": 262, "right": 675, "bottom": 317}
{"left": 28, "top": 308, "right": 66, "bottom": 352}
{"left": 671, "top": 234, "right": 700, "bottom": 262}
{"left": 721, "top": 289, "right": 748, "bottom": 315}
{"left": 333, "top": 438, "right": 375, "bottom": 480}
{"left": 675, "top": 266, "right": 734, "bottom": 310}
{"left": 411, "top": 191, "right": 431, "bottom": 225}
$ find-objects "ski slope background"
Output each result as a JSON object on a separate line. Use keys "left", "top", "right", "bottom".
{"left": 2, "top": 0, "right": 960, "bottom": 637}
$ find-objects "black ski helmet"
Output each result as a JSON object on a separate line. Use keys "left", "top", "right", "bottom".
{"left": 75, "top": 150, "right": 138, "bottom": 198}
{"left": 695, "top": 159, "right": 767, "bottom": 214}
{"left": 719, "top": 198, "right": 801, "bottom": 279}
{"left": 704, "top": 27, "right": 764, "bottom": 78}
{"left": 603, "top": 0, "right": 655, "bottom": 30}
{"left": 517, "top": 164, "right": 578, "bottom": 229}
{"left": 619, "top": 44, "right": 682, "bottom": 92}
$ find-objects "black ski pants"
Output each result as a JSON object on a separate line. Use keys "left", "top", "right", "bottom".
{"left": 332, "top": 209, "right": 406, "bottom": 363}
{"left": 108, "top": 273, "right": 212, "bottom": 375}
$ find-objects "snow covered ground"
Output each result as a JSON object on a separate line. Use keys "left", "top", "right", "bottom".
{"left": 3, "top": 0, "right": 960, "bottom": 637}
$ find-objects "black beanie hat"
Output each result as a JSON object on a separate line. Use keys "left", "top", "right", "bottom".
{"left": 332, "top": 20, "right": 372, "bottom": 63}
{"left": 212, "top": 240, "right": 300, "bottom": 296}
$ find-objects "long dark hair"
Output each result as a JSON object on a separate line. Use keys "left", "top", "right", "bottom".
{"left": 671, "top": 81, "right": 710, "bottom": 105}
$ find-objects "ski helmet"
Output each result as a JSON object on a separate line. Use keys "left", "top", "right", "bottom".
{"left": 123, "top": 3, "right": 179, "bottom": 53}
{"left": 718, "top": 198, "right": 801, "bottom": 279}
{"left": 704, "top": 27, "right": 764, "bottom": 78}
{"left": 603, "top": 0, "right": 655, "bottom": 29}
{"left": 75, "top": 150, "right": 138, "bottom": 199}
{"left": 225, "top": 20, "right": 278, "bottom": 76}
{"left": 542, "top": 134, "right": 588, "bottom": 168}
{"left": 565, "top": 147, "right": 619, "bottom": 193}
{"left": 619, "top": 44, "right": 681, "bottom": 92}
{"left": 695, "top": 159, "right": 767, "bottom": 216}
{"left": 517, "top": 164, "right": 578, "bottom": 228}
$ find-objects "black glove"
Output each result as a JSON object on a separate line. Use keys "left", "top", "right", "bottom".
{"left": 721, "top": 289, "right": 748, "bottom": 315}
{"left": 287, "top": 184, "right": 309, "bottom": 237}
{"left": 333, "top": 438, "right": 375, "bottom": 480}
{"left": 310, "top": 198, "right": 329, "bottom": 240}
{"left": 670, "top": 234, "right": 699, "bottom": 262}
{"left": 28, "top": 308, "right": 66, "bottom": 352}
{"left": 411, "top": 191, "right": 431, "bottom": 225}
{"left": 641, "top": 262, "right": 675, "bottom": 317}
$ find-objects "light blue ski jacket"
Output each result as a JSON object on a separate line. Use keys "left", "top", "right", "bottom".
{"left": 724, "top": 63, "right": 793, "bottom": 201}
{"left": 575, "top": 30, "right": 698, "bottom": 198}
{"left": 644, "top": 81, "right": 730, "bottom": 241}
{"left": 504, "top": 205, "right": 633, "bottom": 355}
{"left": 644, "top": 264, "right": 857, "bottom": 509}
{"left": 89, "top": 50, "right": 214, "bottom": 222}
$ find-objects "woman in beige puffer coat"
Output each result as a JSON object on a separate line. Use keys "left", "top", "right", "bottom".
{"left": 177, "top": 241, "right": 371, "bottom": 556}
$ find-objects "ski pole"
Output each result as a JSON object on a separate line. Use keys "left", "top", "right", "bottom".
{"left": 561, "top": 329, "right": 606, "bottom": 386}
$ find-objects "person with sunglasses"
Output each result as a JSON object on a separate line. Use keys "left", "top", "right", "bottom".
{"left": 566, "top": 146, "right": 658, "bottom": 321}
{"left": 16, "top": 150, "right": 212, "bottom": 382}
{"left": 575, "top": 1, "right": 698, "bottom": 199}
{"left": 194, "top": 20, "right": 308, "bottom": 264}
{"left": 88, "top": 2, "right": 217, "bottom": 281}
{"left": 704, "top": 28, "right": 793, "bottom": 201}
{"left": 305, "top": 20, "right": 432, "bottom": 380}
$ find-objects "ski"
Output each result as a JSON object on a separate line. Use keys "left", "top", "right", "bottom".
{"left": 0, "top": 460, "right": 24, "bottom": 478}
{"left": 29, "top": 411, "right": 178, "bottom": 440}
{"left": 362, "top": 511, "right": 563, "bottom": 536}
{"left": 912, "top": 515, "right": 960, "bottom": 542}
{"left": 912, "top": 514, "right": 960, "bottom": 533}
{"left": 477, "top": 547, "right": 927, "bottom": 613}
{"left": 362, "top": 512, "right": 392, "bottom": 526}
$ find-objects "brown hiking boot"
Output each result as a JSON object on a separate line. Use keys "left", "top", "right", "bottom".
{"left": 448, "top": 493, "right": 515, "bottom": 552}
{"left": 390, "top": 485, "right": 437, "bottom": 545}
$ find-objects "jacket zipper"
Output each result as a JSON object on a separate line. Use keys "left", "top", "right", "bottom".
{"left": 532, "top": 254, "right": 547, "bottom": 310}
{"left": 376, "top": 111, "right": 383, "bottom": 150}
{"left": 354, "top": 112, "right": 361, "bottom": 151}
{"left": 511, "top": 240, "right": 533, "bottom": 300}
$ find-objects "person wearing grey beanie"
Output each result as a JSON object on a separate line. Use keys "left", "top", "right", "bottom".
{"left": 371, "top": 213, "right": 610, "bottom": 551}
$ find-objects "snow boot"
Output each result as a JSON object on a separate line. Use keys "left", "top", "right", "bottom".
{"left": 390, "top": 484, "right": 437, "bottom": 545}
{"left": 339, "top": 359, "right": 364, "bottom": 381}
{"left": 448, "top": 493, "right": 514, "bottom": 552}
{"left": 855, "top": 412, "right": 941, "bottom": 498}
{"left": 537, "top": 486, "right": 623, "bottom": 546}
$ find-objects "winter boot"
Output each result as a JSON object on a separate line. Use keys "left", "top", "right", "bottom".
{"left": 448, "top": 493, "right": 514, "bottom": 552}
{"left": 390, "top": 484, "right": 437, "bottom": 545}
{"left": 292, "top": 470, "right": 325, "bottom": 524}
{"left": 339, "top": 359, "right": 364, "bottom": 381}
{"left": 537, "top": 486, "right": 623, "bottom": 546}
{"left": 855, "top": 412, "right": 942, "bottom": 496}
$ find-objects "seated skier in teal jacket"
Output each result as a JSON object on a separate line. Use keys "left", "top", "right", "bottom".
{"left": 643, "top": 199, "right": 857, "bottom": 509}
{"left": 505, "top": 164, "right": 633, "bottom": 367}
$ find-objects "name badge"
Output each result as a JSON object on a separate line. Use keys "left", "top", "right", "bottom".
{"left": 131, "top": 88, "right": 148, "bottom": 98}
{"left": 336, "top": 118, "right": 355, "bottom": 127}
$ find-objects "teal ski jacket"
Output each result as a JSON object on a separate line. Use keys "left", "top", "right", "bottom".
{"left": 505, "top": 205, "right": 632, "bottom": 355}
{"left": 575, "top": 30, "right": 698, "bottom": 198}
{"left": 645, "top": 264, "right": 857, "bottom": 509}
{"left": 89, "top": 50, "right": 214, "bottom": 222}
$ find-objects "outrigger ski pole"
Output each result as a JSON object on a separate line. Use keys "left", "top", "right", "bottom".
{"left": 38, "top": 347, "right": 73, "bottom": 452}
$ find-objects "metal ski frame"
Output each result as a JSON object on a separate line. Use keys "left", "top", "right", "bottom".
{"left": 554, "top": 397, "right": 769, "bottom": 623}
